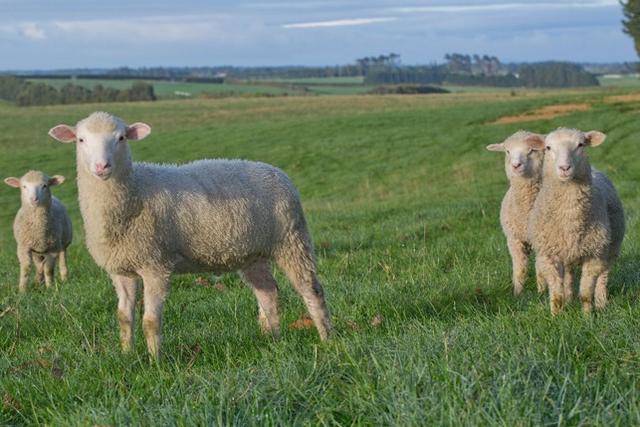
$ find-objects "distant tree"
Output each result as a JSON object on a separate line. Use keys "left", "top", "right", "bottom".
{"left": 622, "top": 0, "right": 640, "bottom": 58}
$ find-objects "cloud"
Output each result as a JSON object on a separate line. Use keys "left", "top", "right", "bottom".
{"left": 282, "top": 17, "right": 397, "bottom": 29}
{"left": 21, "top": 23, "right": 46, "bottom": 40}
{"left": 391, "top": 0, "right": 619, "bottom": 14}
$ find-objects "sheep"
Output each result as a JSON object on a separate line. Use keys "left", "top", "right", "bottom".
{"left": 528, "top": 128, "right": 625, "bottom": 315}
{"left": 4, "top": 171, "right": 72, "bottom": 292}
{"left": 486, "top": 131, "right": 546, "bottom": 295}
{"left": 48, "top": 111, "right": 332, "bottom": 357}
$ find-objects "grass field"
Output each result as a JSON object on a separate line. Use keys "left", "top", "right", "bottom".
{"left": 28, "top": 78, "right": 305, "bottom": 98}
{"left": 1, "top": 89, "right": 640, "bottom": 424}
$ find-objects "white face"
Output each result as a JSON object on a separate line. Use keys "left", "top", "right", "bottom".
{"left": 4, "top": 173, "right": 63, "bottom": 207}
{"left": 504, "top": 143, "right": 537, "bottom": 177}
{"left": 544, "top": 130, "right": 605, "bottom": 182}
{"left": 48, "top": 114, "right": 151, "bottom": 181}
{"left": 486, "top": 133, "right": 545, "bottom": 179}
{"left": 76, "top": 128, "right": 127, "bottom": 180}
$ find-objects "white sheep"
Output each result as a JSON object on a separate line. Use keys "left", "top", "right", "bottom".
{"left": 49, "top": 111, "right": 332, "bottom": 357}
{"left": 528, "top": 128, "right": 625, "bottom": 314}
{"left": 486, "top": 131, "right": 546, "bottom": 295}
{"left": 4, "top": 171, "right": 72, "bottom": 292}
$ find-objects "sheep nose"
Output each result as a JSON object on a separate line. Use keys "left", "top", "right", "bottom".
{"left": 559, "top": 165, "right": 571, "bottom": 172}
{"left": 95, "top": 162, "right": 111, "bottom": 173}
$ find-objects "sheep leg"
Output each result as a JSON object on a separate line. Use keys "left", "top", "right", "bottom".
{"left": 507, "top": 238, "right": 529, "bottom": 296}
{"left": 43, "top": 255, "right": 55, "bottom": 288}
{"left": 58, "top": 250, "right": 68, "bottom": 281}
{"left": 539, "top": 256, "right": 564, "bottom": 315}
{"left": 579, "top": 259, "right": 605, "bottom": 314}
{"left": 112, "top": 274, "right": 138, "bottom": 352}
{"left": 563, "top": 266, "right": 574, "bottom": 302}
{"left": 35, "top": 256, "right": 45, "bottom": 285}
{"left": 241, "top": 261, "right": 280, "bottom": 337}
{"left": 535, "top": 256, "right": 547, "bottom": 293}
{"left": 17, "top": 248, "right": 32, "bottom": 293}
{"left": 276, "top": 232, "right": 332, "bottom": 340}
{"left": 594, "top": 271, "right": 609, "bottom": 311}
{"left": 139, "top": 271, "right": 170, "bottom": 358}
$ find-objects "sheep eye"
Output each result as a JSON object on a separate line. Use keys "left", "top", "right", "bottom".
{"left": 546, "top": 146, "right": 551, "bottom": 151}
{"left": 43, "top": 185, "right": 47, "bottom": 188}
{"left": 78, "top": 138, "right": 84, "bottom": 143}
{"left": 118, "top": 135, "right": 125, "bottom": 142}
{"left": 578, "top": 142, "right": 584, "bottom": 147}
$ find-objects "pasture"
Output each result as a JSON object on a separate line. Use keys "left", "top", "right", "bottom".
{"left": 0, "top": 88, "right": 640, "bottom": 424}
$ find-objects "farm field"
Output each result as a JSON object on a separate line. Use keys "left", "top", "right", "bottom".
{"left": 27, "top": 78, "right": 305, "bottom": 98}
{"left": 1, "top": 89, "right": 640, "bottom": 424}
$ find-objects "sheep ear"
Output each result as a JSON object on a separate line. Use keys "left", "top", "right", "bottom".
{"left": 525, "top": 133, "right": 546, "bottom": 151}
{"left": 48, "top": 175, "right": 64, "bottom": 186}
{"left": 48, "top": 125, "right": 76, "bottom": 143}
{"left": 4, "top": 177, "right": 20, "bottom": 188}
{"left": 585, "top": 131, "right": 606, "bottom": 147}
{"left": 126, "top": 122, "right": 151, "bottom": 141}
{"left": 486, "top": 143, "right": 505, "bottom": 152}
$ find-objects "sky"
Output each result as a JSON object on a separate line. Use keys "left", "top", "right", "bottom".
{"left": 0, "top": 0, "right": 636, "bottom": 70}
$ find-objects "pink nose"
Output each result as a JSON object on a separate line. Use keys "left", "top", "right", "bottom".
{"left": 559, "top": 165, "right": 571, "bottom": 172}
{"left": 95, "top": 162, "right": 111, "bottom": 173}
{"left": 31, "top": 197, "right": 39, "bottom": 203}
{"left": 512, "top": 162, "right": 522, "bottom": 169}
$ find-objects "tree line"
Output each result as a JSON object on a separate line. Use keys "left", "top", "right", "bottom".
{"left": 0, "top": 77, "right": 156, "bottom": 106}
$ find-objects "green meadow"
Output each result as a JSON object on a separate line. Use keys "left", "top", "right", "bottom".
{"left": 1, "top": 88, "right": 640, "bottom": 424}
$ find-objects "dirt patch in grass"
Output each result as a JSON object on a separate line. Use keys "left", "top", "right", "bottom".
{"left": 604, "top": 93, "right": 640, "bottom": 103}
{"left": 492, "top": 103, "right": 591, "bottom": 124}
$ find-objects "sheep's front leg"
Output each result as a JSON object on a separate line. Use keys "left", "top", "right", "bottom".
{"left": 112, "top": 274, "right": 138, "bottom": 352}
{"left": 538, "top": 255, "right": 564, "bottom": 315}
{"left": 17, "top": 248, "right": 32, "bottom": 293}
{"left": 139, "top": 271, "right": 170, "bottom": 358}
{"left": 35, "top": 256, "right": 45, "bottom": 285}
{"left": 507, "top": 238, "right": 529, "bottom": 296}
{"left": 594, "top": 271, "right": 609, "bottom": 310}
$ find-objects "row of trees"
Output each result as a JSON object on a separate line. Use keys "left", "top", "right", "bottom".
{"left": 0, "top": 77, "right": 156, "bottom": 106}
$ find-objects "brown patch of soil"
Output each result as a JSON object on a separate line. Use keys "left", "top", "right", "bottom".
{"left": 493, "top": 103, "right": 591, "bottom": 124}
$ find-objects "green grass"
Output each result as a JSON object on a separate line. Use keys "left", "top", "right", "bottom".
{"left": 598, "top": 74, "right": 640, "bottom": 87}
{"left": 27, "top": 78, "right": 305, "bottom": 98}
{"left": 1, "top": 89, "right": 640, "bottom": 424}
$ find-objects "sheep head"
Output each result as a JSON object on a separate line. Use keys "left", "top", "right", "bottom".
{"left": 48, "top": 111, "right": 151, "bottom": 181}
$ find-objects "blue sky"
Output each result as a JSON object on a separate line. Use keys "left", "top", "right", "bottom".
{"left": 0, "top": 0, "right": 635, "bottom": 70}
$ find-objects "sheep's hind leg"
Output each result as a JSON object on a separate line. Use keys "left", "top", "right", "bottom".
{"left": 139, "top": 271, "right": 170, "bottom": 358}
{"left": 43, "top": 255, "right": 55, "bottom": 288}
{"left": 241, "top": 261, "right": 280, "bottom": 338}
{"left": 563, "top": 266, "right": 574, "bottom": 302}
{"left": 58, "top": 250, "right": 68, "bottom": 281}
{"left": 579, "top": 259, "right": 605, "bottom": 314}
{"left": 535, "top": 256, "right": 547, "bottom": 293}
{"left": 539, "top": 255, "right": 564, "bottom": 315}
{"left": 594, "top": 270, "right": 609, "bottom": 311}
{"left": 276, "top": 231, "right": 332, "bottom": 340}
{"left": 35, "top": 256, "right": 45, "bottom": 285}
{"left": 112, "top": 274, "right": 138, "bottom": 352}
{"left": 507, "top": 238, "right": 529, "bottom": 296}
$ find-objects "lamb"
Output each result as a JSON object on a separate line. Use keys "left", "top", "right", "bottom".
{"left": 528, "top": 128, "right": 625, "bottom": 315}
{"left": 48, "top": 111, "right": 332, "bottom": 357}
{"left": 4, "top": 171, "right": 72, "bottom": 292}
{"left": 486, "top": 131, "right": 546, "bottom": 295}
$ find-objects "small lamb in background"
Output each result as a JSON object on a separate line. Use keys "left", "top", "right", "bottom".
{"left": 528, "top": 128, "right": 625, "bottom": 314}
{"left": 49, "top": 111, "right": 332, "bottom": 358}
{"left": 4, "top": 171, "right": 72, "bottom": 292}
{"left": 486, "top": 131, "right": 546, "bottom": 295}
